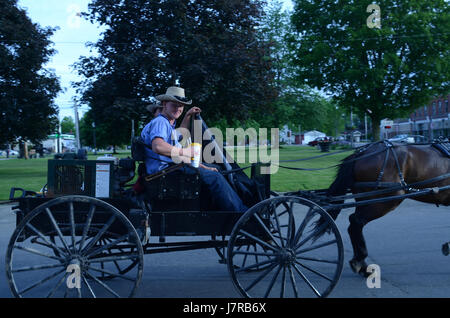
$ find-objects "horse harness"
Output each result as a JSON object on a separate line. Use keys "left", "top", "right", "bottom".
{"left": 354, "top": 140, "right": 450, "bottom": 198}
{"left": 432, "top": 139, "right": 450, "bottom": 158}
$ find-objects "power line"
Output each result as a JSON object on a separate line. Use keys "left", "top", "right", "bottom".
{"left": 293, "top": 32, "right": 450, "bottom": 44}
{"left": 1, "top": 32, "right": 449, "bottom": 45}
{"left": 58, "top": 106, "right": 90, "bottom": 109}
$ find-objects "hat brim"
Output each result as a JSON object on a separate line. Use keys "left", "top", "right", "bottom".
{"left": 156, "top": 94, "right": 192, "bottom": 105}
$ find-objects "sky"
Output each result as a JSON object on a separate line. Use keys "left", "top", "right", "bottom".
{"left": 18, "top": 0, "right": 103, "bottom": 120}
{"left": 17, "top": 0, "right": 293, "bottom": 121}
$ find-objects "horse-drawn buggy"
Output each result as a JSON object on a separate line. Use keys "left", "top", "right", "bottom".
{"left": 5, "top": 116, "right": 344, "bottom": 298}
{"left": 5, "top": 114, "right": 450, "bottom": 298}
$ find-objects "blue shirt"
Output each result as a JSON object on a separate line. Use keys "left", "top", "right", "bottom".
{"left": 141, "top": 114, "right": 182, "bottom": 174}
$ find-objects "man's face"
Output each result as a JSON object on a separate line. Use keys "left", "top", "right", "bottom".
{"left": 163, "top": 101, "right": 184, "bottom": 120}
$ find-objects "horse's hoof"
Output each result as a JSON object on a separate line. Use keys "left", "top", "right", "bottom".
{"left": 442, "top": 242, "right": 450, "bottom": 256}
{"left": 349, "top": 259, "right": 369, "bottom": 277}
{"left": 349, "top": 259, "right": 362, "bottom": 273}
{"left": 360, "top": 268, "right": 371, "bottom": 278}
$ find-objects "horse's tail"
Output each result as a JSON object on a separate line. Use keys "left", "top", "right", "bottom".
{"left": 310, "top": 153, "right": 356, "bottom": 242}
{"left": 325, "top": 154, "right": 356, "bottom": 220}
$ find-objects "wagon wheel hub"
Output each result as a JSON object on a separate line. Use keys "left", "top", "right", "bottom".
{"left": 67, "top": 256, "right": 87, "bottom": 272}
{"left": 278, "top": 248, "right": 296, "bottom": 265}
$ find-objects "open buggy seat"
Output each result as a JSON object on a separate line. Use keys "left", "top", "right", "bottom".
{"left": 131, "top": 115, "right": 271, "bottom": 239}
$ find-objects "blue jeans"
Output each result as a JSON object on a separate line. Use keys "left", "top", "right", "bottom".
{"left": 180, "top": 165, "right": 248, "bottom": 212}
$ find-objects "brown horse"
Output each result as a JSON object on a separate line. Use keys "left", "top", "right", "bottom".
{"left": 325, "top": 140, "right": 450, "bottom": 276}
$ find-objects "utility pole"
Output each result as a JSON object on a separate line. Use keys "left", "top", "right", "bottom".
{"left": 350, "top": 106, "right": 353, "bottom": 127}
{"left": 365, "top": 113, "right": 367, "bottom": 141}
{"left": 74, "top": 103, "right": 81, "bottom": 150}
{"left": 350, "top": 106, "right": 354, "bottom": 148}
{"left": 366, "top": 109, "right": 372, "bottom": 141}
{"left": 57, "top": 113, "right": 61, "bottom": 153}
{"left": 299, "top": 124, "right": 301, "bottom": 144}
{"left": 92, "top": 122, "right": 97, "bottom": 155}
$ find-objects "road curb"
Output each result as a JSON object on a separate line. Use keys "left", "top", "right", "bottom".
{"left": 0, "top": 201, "right": 13, "bottom": 205}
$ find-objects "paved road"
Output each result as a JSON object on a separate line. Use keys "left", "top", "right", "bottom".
{"left": 0, "top": 199, "right": 449, "bottom": 298}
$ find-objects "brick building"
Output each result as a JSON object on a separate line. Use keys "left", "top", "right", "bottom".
{"left": 383, "top": 94, "right": 450, "bottom": 140}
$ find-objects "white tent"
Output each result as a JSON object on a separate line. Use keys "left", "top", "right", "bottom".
{"left": 302, "top": 130, "right": 326, "bottom": 145}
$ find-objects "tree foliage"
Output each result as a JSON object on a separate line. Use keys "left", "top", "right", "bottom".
{"left": 74, "top": 0, "right": 278, "bottom": 145}
{"left": 259, "top": 1, "right": 345, "bottom": 135}
{"left": 61, "top": 116, "right": 75, "bottom": 134}
{"left": 79, "top": 111, "right": 119, "bottom": 150}
{"left": 0, "top": 0, "right": 61, "bottom": 145}
{"left": 278, "top": 90, "right": 345, "bottom": 135}
{"left": 289, "top": 0, "right": 450, "bottom": 139}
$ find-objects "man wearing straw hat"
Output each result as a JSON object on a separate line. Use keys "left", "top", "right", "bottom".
{"left": 141, "top": 86, "right": 247, "bottom": 212}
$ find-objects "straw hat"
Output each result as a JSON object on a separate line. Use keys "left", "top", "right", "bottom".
{"left": 155, "top": 86, "right": 192, "bottom": 105}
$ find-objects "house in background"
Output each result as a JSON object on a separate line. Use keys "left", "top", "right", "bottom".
{"left": 280, "top": 125, "right": 296, "bottom": 144}
{"left": 302, "top": 130, "right": 326, "bottom": 145}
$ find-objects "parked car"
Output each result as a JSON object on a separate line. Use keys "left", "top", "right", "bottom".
{"left": 0, "top": 150, "right": 18, "bottom": 157}
{"left": 410, "top": 135, "right": 428, "bottom": 143}
{"left": 388, "top": 134, "right": 415, "bottom": 143}
{"left": 308, "top": 136, "right": 332, "bottom": 146}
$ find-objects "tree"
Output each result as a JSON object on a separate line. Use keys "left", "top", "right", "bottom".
{"left": 275, "top": 89, "right": 345, "bottom": 135}
{"left": 258, "top": 0, "right": 345, "bottom": 135}
{"left": 0, "top": 0, "right": 61, "bottom": 146}
{"left": 289, "top": 0, "right": 450, "bottom": 139}
{"left": 61, "top": 116, "right": 75, "bottom": 134}
{"left": 260, "top": 1, "right": 295, "bottom": 92}
{"left": 79, "top": 110, "right": 106, "bottom": 150}
{"left": 74, "top": 0, "right": 277, "bottom": 143}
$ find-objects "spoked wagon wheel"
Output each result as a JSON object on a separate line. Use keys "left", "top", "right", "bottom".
{"left": 94, "top": 238, "right": 140, "bottom": 281}
{"left": 45, "top": 236, "right": 139, "bottom": 281}
{"left": 6, "top": 195, "right": 144, "bottom": 298}
{"left": 211, "top": 235, "right": 272, "bottom": 272}
{"left": 227, "top": 196, "right": 344, "bottom": 298}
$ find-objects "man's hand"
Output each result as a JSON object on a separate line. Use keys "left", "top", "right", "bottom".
{"left": 200, "top": 163, "right": 218, "bottom": 172}
{"left": 179, "top": 145, "right": 197, "bottom": 158}
{"left": 180, "top": 107, "right": 202, "bottom": 130}
{"left": 185, "top": 107, "right": 201, "bottom": 118}
{"left": 153, "top": 138, "right": 196, "bottom": 164}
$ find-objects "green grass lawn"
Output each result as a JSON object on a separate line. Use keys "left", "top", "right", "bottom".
{"left": 0, "top": 146, "right": 353, "bottom": 201}
{"left": 235, "top": 145, "right": 352, "bottom": 192}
